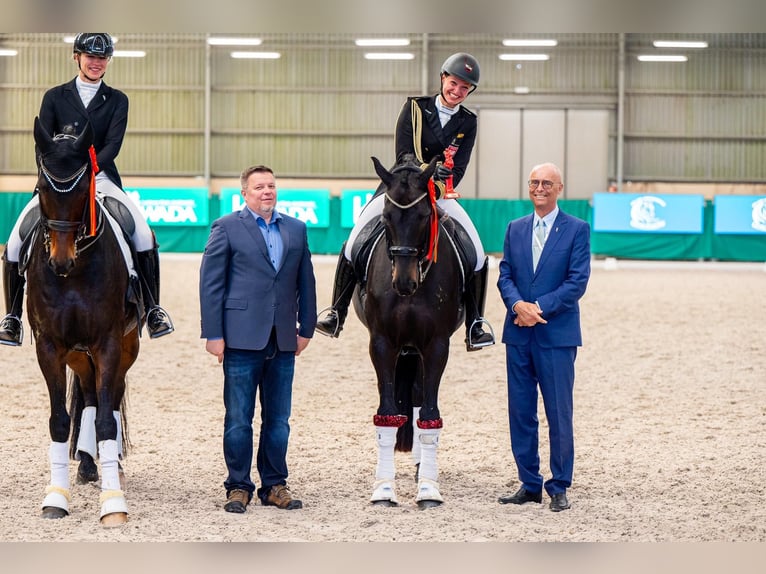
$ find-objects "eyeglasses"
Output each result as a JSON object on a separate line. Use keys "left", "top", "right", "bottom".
{"left": 528, "top": 179, "right": 558, "bottom": 190}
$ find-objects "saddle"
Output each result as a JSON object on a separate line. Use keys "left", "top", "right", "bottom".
{"left": 349, "top": 208, "right": 477, "bottom": 289}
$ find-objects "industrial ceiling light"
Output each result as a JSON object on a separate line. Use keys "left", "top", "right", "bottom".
{"left": 637, "top": 55, "right": 688, "bottom": 62}
{"left": 364, "top": 52, "right": 414, "bottom": 60}
{"left": 208, "top": 37, "right": 262, "bottom": 46}
{"left": 231, "top": 51, "right": 281, "bottom": 59}
{"left": 502, "top": 39, "right": 557, "bottom": 47}
{"left": 355, "top": 38, "right": 410, "bottom": 47}
{"left": 499, "top": 54, "right": 550, "bottom": 61}
{"left": 653, "top": 40, "right": 708, "bottom": 49}
{"left": 0, "top": 49, "right": 18, "bottom": 56}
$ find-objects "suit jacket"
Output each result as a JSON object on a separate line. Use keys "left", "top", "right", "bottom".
{"left": 199, "top": 209, "right": 317, "bottom": 352}
{"left": 38, "top": 78, "right": 129, "bottom": 188}
{"left": 497, "top": 209, "right": 591, "bottom": 348}
{"left": 395, "top": 95, "right": 477, "bottom": 187}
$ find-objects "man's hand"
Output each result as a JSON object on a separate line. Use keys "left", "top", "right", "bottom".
{"left": 513, "top": 301, "right": 548, "bottom": 327}
{"left": 205, "top": 339, "right": 225, "bottom": 363}
{"left": 433, "top": 163, "right": 452, "bottom": 183}
{"left": 295, "top": 335, "right": 311, "bottom": 356}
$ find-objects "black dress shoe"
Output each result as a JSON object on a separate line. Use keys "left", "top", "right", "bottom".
{"left": 549, "top": 492, "right": 570, "bottom": 512}
{"left": 498, "top": 486, "right": 542, "bottom": 505}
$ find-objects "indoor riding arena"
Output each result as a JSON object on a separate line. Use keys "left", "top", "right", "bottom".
{"left": 0, "top": 32, "right": 764, "bottom": 546}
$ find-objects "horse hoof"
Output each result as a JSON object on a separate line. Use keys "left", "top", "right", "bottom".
{"left": 100, "top": 512, "right": 128, "bottom": 527}
{"left": 77, "top": 470, "right": 99, "bottom": 484}
{"left": 417, "top": 499, "right": 443, "bottom": 510}
{"left": 41, "top": 506, "right": 69, "bottom": 519}
{"left": 371, "top": 499, "right": 398, "bottom": 507}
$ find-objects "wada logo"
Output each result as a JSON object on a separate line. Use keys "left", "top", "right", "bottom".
{"left": 752, "top": 198, "right": 766, "bottom": 232}
{"left": 629, "top": 196, "right": 667, "bottom": 231}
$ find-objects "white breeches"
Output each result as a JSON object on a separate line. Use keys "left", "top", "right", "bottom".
{"left": 345, "top": 194, "right": 484, "bottom": 271}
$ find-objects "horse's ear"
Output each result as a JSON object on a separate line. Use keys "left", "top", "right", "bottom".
{"left": 419, "top": 156, "right": 439, "bottom": 187}
{"left": 372, "top": 156, "right": 393, "bottom": 187}
{"left": 33, "top": 116, "right": 54, "bottom": 154}
{"left": 74, "top": 122, "right": 95, "bottom": 154}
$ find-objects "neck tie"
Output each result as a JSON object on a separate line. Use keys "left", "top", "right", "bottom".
{"left": 532, "top": 220, "right": 546, "bottom": 271}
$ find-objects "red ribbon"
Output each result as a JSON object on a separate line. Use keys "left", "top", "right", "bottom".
{"left": 426, "top": 179, "right": 439, "bottom": 262}
{"left": 87, "top": 145, "right": 99, "bottom": 236}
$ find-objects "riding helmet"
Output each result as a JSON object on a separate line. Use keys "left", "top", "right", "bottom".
{"left": 73, "top": 33, "right": 114, "bottom": 57}
{"left": 441, "top": 52, "right": 480, "bottom": 87}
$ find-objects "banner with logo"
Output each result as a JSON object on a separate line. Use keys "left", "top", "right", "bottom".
{"left": 592, "top": 192, "right": 705, "bottom": 234}
{"left": 219, "top": 188, "right": 331, "bottom": 227}
{"left": 340, "top": 188, "right": 377, "bottom": 227}
{"left": 124, "top": 187, "right": 209, "bottom": 227}
{"left": 713, "top": 195, "right": 766, "bottom": 234}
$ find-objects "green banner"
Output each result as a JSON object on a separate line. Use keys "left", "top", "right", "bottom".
{"left": 123, "top": 187, "right": 210, "bottom": 227}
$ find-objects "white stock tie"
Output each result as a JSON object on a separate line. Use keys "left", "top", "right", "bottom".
{"left": 532, "top": 220, "right": 546, "bottom": 271}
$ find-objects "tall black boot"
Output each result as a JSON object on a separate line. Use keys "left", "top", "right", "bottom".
{"left": 135, "top": 247, "right": 174, "bottom": 339}
{"left": 0, "top": 251, "right": 25, "bottom": 346}
{"left": 315, "top": 245, "right": 357, "bottom": 338}
{"left": 464, "top": 257, "right": 495, "bottom": 352}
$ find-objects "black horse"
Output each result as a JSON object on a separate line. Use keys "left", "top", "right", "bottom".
{"left": 25, "top": 117, "right": 139, "bottom": 525}
{"left": 352, "top": 155, "right": 467, "bottom": 508}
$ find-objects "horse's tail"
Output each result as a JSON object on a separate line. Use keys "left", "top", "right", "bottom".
{"left": 394, "top": 352, "right": 420, "bottom": 452}
{"left": 68, "top": 372, "right": 131, "bottom": 459}
{"left": 68, "top": 370, "right": 85, "bottom": 460}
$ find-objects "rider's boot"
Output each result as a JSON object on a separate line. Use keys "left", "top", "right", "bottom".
{"left": 315, "top": 245, "right": 356, "bottom": 338}
{"left": 135, "top": 246, "right": 174, "bottom": 339}
{"left": 464, "top": 257, "right": 495, "bottom": 352}
{"left": 0, "top": 250, "right": 25, "bottom": 346}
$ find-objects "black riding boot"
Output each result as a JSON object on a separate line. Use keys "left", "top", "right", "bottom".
{"left": 136, "top": 247, "right": 174, "bottom": 339}
{"left": 464, "top": 257, "right": 495, "bottom": 352}
{"left": 0, "top": 251, "right": 25, "bottom": 346}
{"left": 315, "top": 246, "right": 356, "bottom": 338}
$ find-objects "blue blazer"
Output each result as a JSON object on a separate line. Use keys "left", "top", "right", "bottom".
{"left": 497, "top": 210, "right": 591, "bottom": 348}
{"left": 199, "top": 209, "right": 317, "bottom": 352}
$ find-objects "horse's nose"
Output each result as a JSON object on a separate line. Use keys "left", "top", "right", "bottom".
{"left": 48, "top": 256, "right": 74, "bottom": 277}
{"left": 392, "top": 276, "right": 418, "bottom": 297}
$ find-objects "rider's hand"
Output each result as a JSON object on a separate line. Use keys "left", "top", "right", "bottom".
{"left": 433, "top": 163, "right": 452, "bottom": 183}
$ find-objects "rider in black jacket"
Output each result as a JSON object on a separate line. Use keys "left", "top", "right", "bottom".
{"left": 0, "top": 33, "right": 174, "bottom": 346}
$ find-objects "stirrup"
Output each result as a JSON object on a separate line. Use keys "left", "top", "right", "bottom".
{"left": 0, "top": 315, "right": 23, "bottom": 347}
{"left": 465, "top": 318, "right": 495, "bottom": 352}
{"left": 147, "top": 307, "right": 174, "bottom": 339}
{"left": 315, "top": 306, "right": 341, "bottom": 338}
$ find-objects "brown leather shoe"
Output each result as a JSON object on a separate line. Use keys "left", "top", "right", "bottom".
{"left": 224, "top": 489, "right": 250, "bottom": 513}
{"left": 261, "top": 484, "right": 302, "bottom": 510}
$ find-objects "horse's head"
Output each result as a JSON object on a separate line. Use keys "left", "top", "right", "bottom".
{"left": 373, "top": 154, "right": 439, "bottom": 297}
{"left": 33, "top": 116, "right": 95, "bottom": 276}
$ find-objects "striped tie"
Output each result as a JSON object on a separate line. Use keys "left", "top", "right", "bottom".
{"left": 532, "top": 220, "right": 546, "bottom": 271}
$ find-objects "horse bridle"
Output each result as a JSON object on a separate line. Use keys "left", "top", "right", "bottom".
{"left": 37, "top": 143, "right": 102, "bottom": 254}
{"left": 383, "top": 164, "right": 437, "bottom": 282}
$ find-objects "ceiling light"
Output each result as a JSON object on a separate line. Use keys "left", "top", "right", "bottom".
{"left": 514, "top": 86, "right": 530, "bottom": 94}
{"left": 113, "top": 50, "right": 146, "bottom": 58}
{"left": 364, "top": 52, "right": 414, "bottom": 60}
{"left": 499, "top": 54, "right": 550, "bottom": 61}
{"left": 208, "top": 37, "right": 262, "bottom": 46}
{"left": 63, "top": 35, "right": 118, "bottom": 44}
{"left": 637, "top": 55, "right": 688, "bottom": 62}
{"left": 231, "top": 51, "right": 281, "bottom": 59}
{"left": 653, "top": 40, "right": 708, "bottom": 49}
{"left": 0, "top": 49, "right": 18, "bottom": 56}
{"left": 355, "top": 38, "right": 410, "bottom": 47}
{"left": 502, "top": 39, "right": 557, "bottom": 47}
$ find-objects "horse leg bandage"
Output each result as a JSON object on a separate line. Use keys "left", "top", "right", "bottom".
{"left": 113, "top": 410, "right": 123, "bottom": 458}
{"left": 98, "top": 439, "right": 122, "bottom": 491}
{"left": 416, "top": 425, "right": 441, "bottom": 482}
{"left": 42, "top": 440, "right": 71, "bottom": 512}
{"left": 374, "top": 425, "right": 398, "bottom": 480}
{"left": 75, "top": 406, "right": 97, "bottom": 460}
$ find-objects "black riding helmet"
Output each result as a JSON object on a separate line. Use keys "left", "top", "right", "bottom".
{"left": 73, "top": 33, "right": 114, "bottom": 58}
{"left": 440, "top": 52, "right": 480, "bottom": 93}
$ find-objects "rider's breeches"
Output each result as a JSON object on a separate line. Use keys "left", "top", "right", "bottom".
{"left": 344, "top": 194, "right": 485, "bottom": 271}
{"left": 4, "top": 174, "right": 155, "bottom": 263}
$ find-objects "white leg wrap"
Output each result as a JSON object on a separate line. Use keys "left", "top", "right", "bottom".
{"left": 411, "top": 407, "right": 422, "bottom": 465}
{"left": 75, "top": 406, "right": 97, "bottom": 460}
{"left": 98, "top": 439, "right": 122, "bottom": 491}
{"left": 371, "top": 425, "right": 399, "bottom": 504}
{"left": 417, "top": 427, "right": 441, "bottom": 482}
{"left": 374, "top": 426, "right": 398, "bottom": 480}
{"left": 43, "top": 441, "right": 71, "bottom": 512}
{"left": 98, "top": 439, "right": 127, "bottom": 518}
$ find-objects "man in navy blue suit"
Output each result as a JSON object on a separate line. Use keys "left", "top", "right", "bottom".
{"left": 199, "top": 165, "right": 317, "bottom": 513}
{"left": 496, "top": 162, "right": 591, "bottom": 512}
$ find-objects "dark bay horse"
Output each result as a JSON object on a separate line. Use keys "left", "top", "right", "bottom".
{"left": 25, "top": 117, "right": 140, "bottom": 526}
{"left": 352, "top": 155, "right": 466, "bottom": 508}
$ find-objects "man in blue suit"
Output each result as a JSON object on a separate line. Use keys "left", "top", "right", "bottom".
{"left": 496, "top": 162, "right": 591, "bottom": 512}
{"left": 199, "top": 165, "right": 317, "bottom": 513}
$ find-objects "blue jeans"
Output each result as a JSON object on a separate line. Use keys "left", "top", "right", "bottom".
{"left": 222, "top": 337, "right": 295, "bottom": 501}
